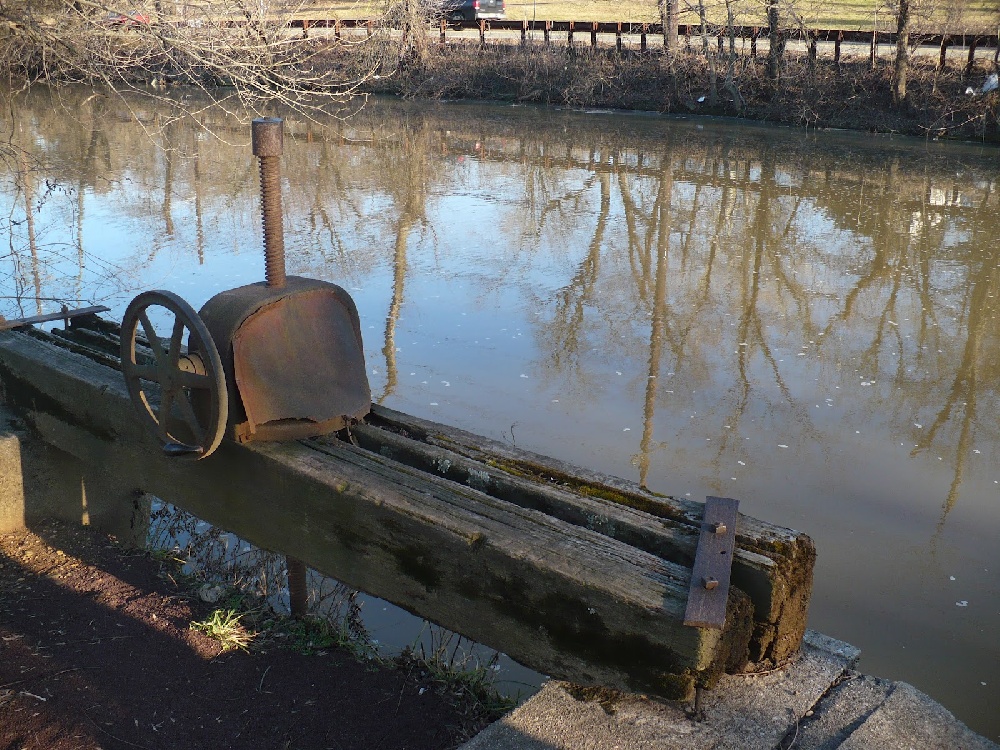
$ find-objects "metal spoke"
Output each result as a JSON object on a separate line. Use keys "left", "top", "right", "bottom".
{"left": 167, "top": 316, "right": 185, "bottom": 367}
{"left": 132, "top": 362, "right": 159, "bottom": 382}
{"left": 175, "top": 391, "right": 206, "bottom": 444}
{"left": 157, "top": 386, "right": 174, "bottom": 442}
{"left": 176, "top": 370, "right": 212, "bottom": 389}
{"left": 138, "top": 311, "right": 162, "bottom": 362}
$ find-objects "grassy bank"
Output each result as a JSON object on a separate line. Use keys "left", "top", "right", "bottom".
{"left": 307, "top": 0, "right": 998, "bottom": 31}
{"left": 333, "top": 40, "right": 1000, "bottom": 143}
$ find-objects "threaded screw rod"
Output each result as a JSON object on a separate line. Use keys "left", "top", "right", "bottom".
{"left": 251, "top": 117, "right": 286, "bottom": 289}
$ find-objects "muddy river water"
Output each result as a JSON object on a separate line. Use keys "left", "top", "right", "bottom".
{"left": 3, "top": 86, "right": 998, "bottom": 738}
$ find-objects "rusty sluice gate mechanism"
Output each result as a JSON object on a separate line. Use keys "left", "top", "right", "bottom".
{"left": 121, "top": 118, "right": 371, "bottom": 459}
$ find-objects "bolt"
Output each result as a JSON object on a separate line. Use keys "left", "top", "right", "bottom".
{"left": 703, "top": 577, "right": 719, "bottom": 590}
{"left": 287, "top": 555, "right": 308, "bottom": 618}
{"left": 710, "top": 522, "right": 728, "bottom": 535}
{"left": 252, "top": 117, "right": 286, "bottom": 289}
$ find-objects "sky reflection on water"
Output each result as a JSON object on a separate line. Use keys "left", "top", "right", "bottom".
{"left": 2, "top": 88, "right": 998, "bottom": 738}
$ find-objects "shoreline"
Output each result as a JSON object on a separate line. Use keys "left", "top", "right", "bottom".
{"left": 327, "top": 39, "right": 1000, "bottom": 144}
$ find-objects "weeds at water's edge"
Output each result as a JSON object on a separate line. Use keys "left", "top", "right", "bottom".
{"left": 395, "top": 623, "right": 521, "bottom": 721}
{"left": 145, "top": 501, "right": 516, "bottom": 725}
{"left": 322, "top": 41, "right": 1000, "bottom": 143}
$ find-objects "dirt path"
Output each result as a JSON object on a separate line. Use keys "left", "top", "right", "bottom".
{"left": 0, "top": 521, "right": 488, "bottom": 750}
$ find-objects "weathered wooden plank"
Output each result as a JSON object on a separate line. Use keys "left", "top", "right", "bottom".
{"left": 683, "top": 497, "right": 739, "bottom": 629}
{"left": 367, "top": 405, "right": 815, "bottom": 667}
{"left": 344, "top": 421, "right": 782, "bottom": 658}
{"left": 0, "top": 331, "right": 754, "bottom": 698}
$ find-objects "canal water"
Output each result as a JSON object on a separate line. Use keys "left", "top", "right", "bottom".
{"left": 2, "top": 86, "right": 998, "bottom": 738}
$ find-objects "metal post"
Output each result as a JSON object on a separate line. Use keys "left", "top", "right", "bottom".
{"left": 251, "top": 118, "right": 286, "bottom": 290}
{"left": 287, "top": 556, "right": 308, "bottom": 618}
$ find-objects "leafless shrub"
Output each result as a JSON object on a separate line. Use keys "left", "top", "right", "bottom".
{"left": 0, "top": 0, "right": 392, "bottom": 124}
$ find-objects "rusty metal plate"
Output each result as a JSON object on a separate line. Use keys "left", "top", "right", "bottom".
{"left": 0, "top": 305, "right": 110, "bottom": 331}
{"left": 231, "top": 286, "right": 370, "bottom": 434}
{"left": 683, "top": 496, "right": 739, "bottom": 629}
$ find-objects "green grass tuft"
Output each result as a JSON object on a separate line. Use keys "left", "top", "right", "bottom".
{"left": 190, "top": 608, "right": 256, "bottom": 652}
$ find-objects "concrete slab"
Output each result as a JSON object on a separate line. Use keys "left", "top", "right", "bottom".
{"left": 790, "top": 673, "right": 894, "bottom": 750}
{"left": 461, "top": 630, "right": 858, "bottom": 750}
{"left": 0, "top": 409, "right": 26, "bottom": 533}
{"left": 838, "top": 681, "right": 999, "bottom": 750}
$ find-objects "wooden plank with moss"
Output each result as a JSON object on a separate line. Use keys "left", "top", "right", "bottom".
{"left": 0, "top": 329, "right": 755, "bottom": 700}
{"left": 363, "top": 405, "right": 815, "bottom": 667}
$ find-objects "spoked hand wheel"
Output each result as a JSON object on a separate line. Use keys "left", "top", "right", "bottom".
{"left": 120, "top": 290, "right": 228, "bottom": 459}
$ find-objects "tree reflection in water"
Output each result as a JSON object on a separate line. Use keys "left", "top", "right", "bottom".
{"left": 2, "top": 86, "right": 999, "bottom": 740}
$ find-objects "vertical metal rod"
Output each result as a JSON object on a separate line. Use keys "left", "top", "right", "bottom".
{"left": 251, "top": 117, "right": 287, "bottom": 290}
{"left": 287, "top": 555, "right": 308, "bottom": 618}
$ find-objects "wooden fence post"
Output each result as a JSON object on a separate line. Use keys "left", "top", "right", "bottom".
{"left": 641, "top": 24, "right": 648, "bottom": 53}
{"left": 521, "top": 19, "right": 527, "bottom": 45}
{"left": 965, "top": 37, "right": 979, "bottom": 76}
{"left": 750, "top": 26, "right": 757, "bottom": 58}
{"left": 834, "top": 30, "right": 842, "bottom": 66}
{"left": 616, "top": 21, "right": 623, "bottom": 54}
{"left": 938, "top": 35, "right": 950, "bottom": 69}
{"left": 479, "top": 18, "right": 486, "bottom": 46}
{"left": 440, "top": 18, "right": 447, "bottom": 44}
{"left": 568, "top": 20, "right": 574, "bottom": 46}
{"left": 591, "top": 21, "right": 598, "bottom": 48}
{"left": 544, "top": 20, "right": 551, "bottom": 46}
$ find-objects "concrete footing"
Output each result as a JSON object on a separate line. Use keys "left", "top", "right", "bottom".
{"left": 0, "top": 407, "right": 147, "bottom": 543}
{"left": 462, "top": 631, "right": 998, "bottom": 750}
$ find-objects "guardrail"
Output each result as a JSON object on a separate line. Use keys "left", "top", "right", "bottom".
{"left": 292, "top": 18, "right": 1000, "bottom": 68}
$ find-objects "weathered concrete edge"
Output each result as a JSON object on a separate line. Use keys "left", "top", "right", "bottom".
{"left": 0, "top": 405, "right": 26, "bottom": 533}
{"left": 460, "top": 631, "right": 997, "bottom": 750}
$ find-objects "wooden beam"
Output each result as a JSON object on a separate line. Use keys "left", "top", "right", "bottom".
{"left": 364, "top": 405, "right": 815, "bottom": 666}
{"left": 0, "top": 330, "right": 757, "bottom": 698}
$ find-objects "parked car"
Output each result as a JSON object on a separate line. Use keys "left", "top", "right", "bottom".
{"left": 433, "top": 0, "right": 505, "bottom": 22}
{"left": 106, "top": 11, "right": 151, "bottom": 27}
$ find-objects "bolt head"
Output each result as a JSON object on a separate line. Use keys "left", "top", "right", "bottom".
{"left": 252, "top": 117, "right": 284, "bottom": 157}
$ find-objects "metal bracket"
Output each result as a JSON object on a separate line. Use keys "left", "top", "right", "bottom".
{"left": 683, "top": 496, "right": 739, "bottom": 629}
{"left": 0, "top": 305, "right": 110, "bottom": 332}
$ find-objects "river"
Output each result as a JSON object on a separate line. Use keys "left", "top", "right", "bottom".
{"left": 2, "top": 85, "right": 998, "bottom": 738}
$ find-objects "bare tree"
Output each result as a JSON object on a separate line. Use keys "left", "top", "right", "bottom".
{"left": 893, "top": 0, "right": 911, "bottom": 105}
{"left": 766, "top": 0, "right": 785, "bottom": 85}
{"left": 0, "top": 0, "right": 390, "bottom": 124}
{"left": 660, "top": 0, "right": 679, "bottom": 51}
{"left": 697, "top": 0, "right": 719, "bottom": 104}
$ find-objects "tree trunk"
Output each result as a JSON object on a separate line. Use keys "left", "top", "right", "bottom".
{"left": 660, "top": 0, "right": 679, "bottom": 51}
{"left": 723, "top": 0, "right": 743, "bottom": 108}
{"left": 766, "top": 0, "right": 784, "bottom": 85}
{"left": 698, "top": 0, "right": 719, "bottom": 104}
{"left": 893, "top": 0, "right": 910, "bottom": 106}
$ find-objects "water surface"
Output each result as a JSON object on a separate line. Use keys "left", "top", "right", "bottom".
{"left": 3, "top": 86, "right": 998, "bottom": 737}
